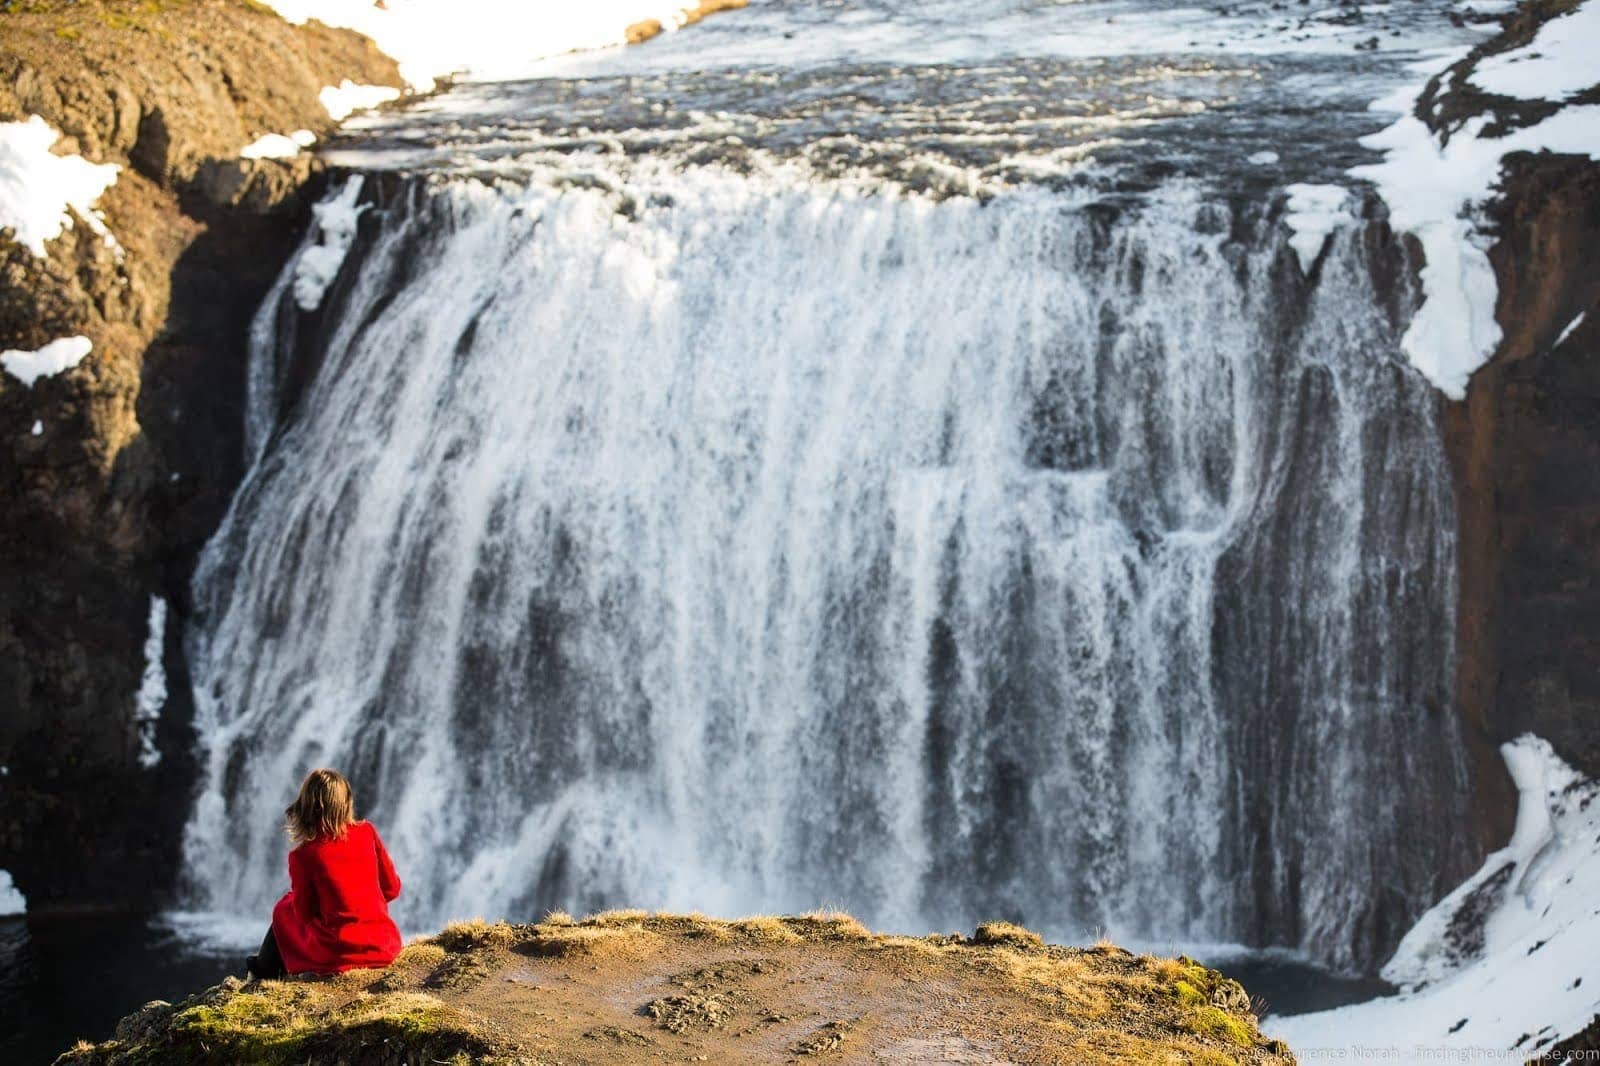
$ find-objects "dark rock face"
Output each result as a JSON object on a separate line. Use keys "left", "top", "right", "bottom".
{"left": 1429, "top": 1, "right": 1600, "bottom": 836}
{"left": 1546, "top": 1014, "right": 1600, "bottom": 1062}
{"left": 1450, "top": 156, "right": 1600, "bottom": 784}
{"left": 0, "top": 0, "right": 402, "bottom": 914}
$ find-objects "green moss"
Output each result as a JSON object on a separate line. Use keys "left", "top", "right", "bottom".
{"left": 151, "top": 988, "right": 488, "bottom": 1065}
{"left": 173, "top": 992, "right": 294, "bottom": 1034}
{"left": 166, "top": 994, "right": 308, "bottom": 1065}
{"left": 1170, "top": 979, "right": 1206, "bottom": 1007}
{"left": 1186, "top": 1005, "right": 1253, "bottom": 1047}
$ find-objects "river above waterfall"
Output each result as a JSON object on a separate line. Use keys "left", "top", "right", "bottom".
{"left": 173, "top": 0, "right": 1494, "bottom": 1007}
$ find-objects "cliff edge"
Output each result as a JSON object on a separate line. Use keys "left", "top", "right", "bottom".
{"left": 0, "top": 0, "right": 403, "bottom": 915}
{"left": 1432, "top": 0, "right": 1600, "bottom": 838}
{"left": 55, "top": 912, "right": 1292, "bottom": 1065}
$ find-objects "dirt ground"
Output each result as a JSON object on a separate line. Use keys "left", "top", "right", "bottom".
{"left": 59, "top": 912, "right": 1295, "bottom": 1065}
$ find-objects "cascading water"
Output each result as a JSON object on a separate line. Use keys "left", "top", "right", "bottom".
{"left": 179, "top": 151, "right": 1469, "bottom": 972}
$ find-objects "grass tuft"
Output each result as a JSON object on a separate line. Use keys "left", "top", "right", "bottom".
{"left": 730, "top": 915, "right": 803, "bottom": 943}
{"left": 434, "top": 919, "right": 517, "bottom": 953}
{"left": 972, "top": 921, "right": 1047, "bottom": 950}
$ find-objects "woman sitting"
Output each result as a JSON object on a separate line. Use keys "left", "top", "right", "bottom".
{"left": 247, "top": 768, "right": 403, "bottom": 978}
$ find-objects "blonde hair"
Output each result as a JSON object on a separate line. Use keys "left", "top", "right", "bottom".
{"left": 285, "top": 768, "right": 356, "bottom": 846}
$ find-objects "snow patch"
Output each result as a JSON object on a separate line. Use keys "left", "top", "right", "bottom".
{"left": 134, "top": 596, "right": 168, "bottom": 770}
{"left": 0, "top": 870, "right": 24, "bottom": 917}
{"left": 1, "top": 336, "right": 93, "bottom": 387}
{"left": 292, "top": 176, "right": 367, "bottom": 311}
{"left": 1352, "top": 103, "right": 1600, "bottom": 399}
{"left": 0, "top": 116, "right": 120, "bottom": 257}
{"left": 1269, "top": 735, "right": 1600, "bottom": 1062}
{"left": 1283, "top": 183, "right": 1352, "bottom": 273}
{"left": 1554, "top": 311, "right": 1586, "bottom": 348}
{"left": 29, "top": 420, "right": 41, "bottom": 436}
{"left": 241, "top": 130, "right": 317, "bottom": 159}
{"left": 1470, "top": 1, "right": 1600, "bottom": 103}
{"left": 319, "top": 81, "right": 402, "bottom": 122}
{"left": 1247, "top": 150, "right": 1280, "bottom": 165}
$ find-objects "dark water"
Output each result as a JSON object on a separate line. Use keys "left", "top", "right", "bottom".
{"left": 0, "top": 917, "right": 236, "bottom": 1066}
{"left": 0, "top": 913, "right": 1389, "bottom": 1064}
{"left": 1220, "top": 953, "right": 1396, "bottom": 1018}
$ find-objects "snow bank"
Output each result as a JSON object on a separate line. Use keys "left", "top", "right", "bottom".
{"left": 292, "top": 176, "right": 366, "bottom": 311}
{"left": 1350, "top": 0, "right": 1600, "bottom": 400}
{"left": 1352, "top": 104, "right": 1600, "bottom": 399}
{"left": 1470, "top": 1, "right": 1600, "bottom": 102}
{"left": 1, "top": 336, "right": 93, "bottom": 387}
{"left": 0, "top": 870, "right": 24, "bottom": 917}
{"left": 1269, "top": 735, "right": 1600, "bottom": 1062}
{"left": 1283, "top": 183, "right": 1351, "bottom": 273}
{"left": 134, "top": 596, "right": 168, "bottom": 771}
{"left": 0, "top": 116, "right": 120, "bottom": 257}
{"left": 241, "top": 130, "right": 317, "bottom": 159}
{"left": 263, "top": 1, "right": 727, "bottom": 88}
{"left": 320, "top": 81, "right": 401, "bottom": 122}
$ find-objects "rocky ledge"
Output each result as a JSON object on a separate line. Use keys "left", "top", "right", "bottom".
{"left": 0, "top": 0, "right": 403, "bottom": 915}
{"left": 56, "top": 912, "right": 1291, "bottom": 1065}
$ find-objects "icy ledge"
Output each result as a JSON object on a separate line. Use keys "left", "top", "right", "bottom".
{"left": 1269, "top": 735, "right": 1600, "bottom": 1062}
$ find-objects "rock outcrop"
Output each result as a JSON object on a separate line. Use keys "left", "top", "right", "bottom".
{"left": 55, "top": 912, "right": 1294, "bottom": 1064}
{"left": 1431, "top": 0, "right": 1600, "bottom": 838}
{"left": 0, "top": 0, "right": 402, "bottom": 915}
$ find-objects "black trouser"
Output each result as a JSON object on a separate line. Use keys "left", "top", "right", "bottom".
{"left": 248, "top": 926, "right": 287, "bottom": 979}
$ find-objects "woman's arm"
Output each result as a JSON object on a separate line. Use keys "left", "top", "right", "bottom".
{"left": 287, "top": 847, "right": 320, "bottom": 925}
{"left": 373, "top": 826, "right": 402, "bottom": 902}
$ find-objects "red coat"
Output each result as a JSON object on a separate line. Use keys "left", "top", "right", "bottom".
{"left": 271, "top": 820, "right": 403, "bottom": 974}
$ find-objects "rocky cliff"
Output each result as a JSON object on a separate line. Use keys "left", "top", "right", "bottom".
{"left": 1432, "top": 0, "right": 1600, "bottom": 839}
{"left": 55, "top": 912, "right": 1293, "bottom": 1065}
{"left": 0, "top": 0, "right": 402, "bottom": 914}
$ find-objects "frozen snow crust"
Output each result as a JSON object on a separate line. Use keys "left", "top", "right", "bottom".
{"left": 0, "top": 116, "right": 120, "bottom": 257}
{"left": 1270, "top": 736, "right": 1600, "bottom": 1061}
{"left": 1, "top": 336, "right": 93, "bottom": 387}
{"left": 1353, "top": 0, "right": 1600, "bottom": 399}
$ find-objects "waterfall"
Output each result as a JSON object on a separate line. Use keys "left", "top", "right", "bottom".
{"left": 181, "top": 166, "right": 1469, "bottom": 973}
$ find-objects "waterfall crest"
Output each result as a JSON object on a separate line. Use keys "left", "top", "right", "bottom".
{"left": 182, "top": 169, "right": 1468, "bottom": 972}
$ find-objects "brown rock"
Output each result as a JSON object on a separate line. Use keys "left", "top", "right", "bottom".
{"left": 0, "top": 0, "right": 402, "bottom": 916}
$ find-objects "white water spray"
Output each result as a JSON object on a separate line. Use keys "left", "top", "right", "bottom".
{"left": 182, "top": 168, "right": 1467, "bottom": 972}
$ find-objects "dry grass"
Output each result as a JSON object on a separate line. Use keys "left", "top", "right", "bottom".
{"left": 783, "top": 909, "right": 873, "bottom": 940}
{"left": 434, "top": 918, "right": 519, "bottom": 952}
{"left": 729, "top": 914, "right": 803, "bottom": 944}
{"left": 973, "top": 920, "right": 1047, "bottom": 949}
{"left": 396, "top": 941, "right": 447, "bottom": 968}
{"left": 58, "top": 912, "right": 1293, "bottom": 1065}
{"left": 584, "top": 907, "right": 651, "bottom": 926}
